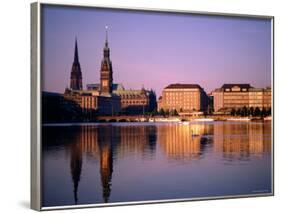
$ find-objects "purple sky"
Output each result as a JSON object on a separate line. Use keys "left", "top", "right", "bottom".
{"left": 42, "top": 5, "right": 272, "bottom": 96}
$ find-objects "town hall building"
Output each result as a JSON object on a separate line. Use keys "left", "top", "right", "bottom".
{"left": 64, "top": 29, "right": 156, "bottom": 116}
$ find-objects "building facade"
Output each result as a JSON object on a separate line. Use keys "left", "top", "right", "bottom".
{"left": 64, "top": 89, "right": 121, "bottom": 116}
{"left": 212, "top": 84, "right": 272, "bottom": 112}
{"left": 113, "top": 86, "right": 157, "bottom": 114}
{"left": 261, "top": 87, "right": 272, "bottom": 109}
{"left": 157, "top": 84, "right": 208, "bottom": 113}
{"left": 87, "top": 83, "right": 157, "bottom": 115}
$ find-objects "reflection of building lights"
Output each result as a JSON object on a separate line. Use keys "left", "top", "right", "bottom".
{"left": 64, "top": 122, "right": 271, "bottom": 203}
{"left": 158, "top": 124, "right": 211, "bottom": 160}
{"left": 213, "top": 122, "right": 271, "bottom": 159}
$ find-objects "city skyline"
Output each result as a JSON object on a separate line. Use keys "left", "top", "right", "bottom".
{"left": 42, "top": 5, "right": 272, "bottom": 96}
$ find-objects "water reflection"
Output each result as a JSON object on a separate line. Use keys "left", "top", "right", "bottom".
{"left": 70, "top": 140, "right": 82, "bottom": 204}
{"left": 213, "top": 122, "right": 271, "bottom": 162}
{"left": 42, "top": 121, "right": 272, "bottom": 206}
{"left": 158, "top": 124, "right": 214, "bottom": 161}
{"left": 97, "top": 127, "right": 114, "bottom": 203}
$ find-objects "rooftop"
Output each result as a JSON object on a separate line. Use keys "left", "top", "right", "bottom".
{"left": 165, "top": 83, "right": 202, "bottom": 89}
{"left": 42, "top": 91, "right": 63, "bottom": 97}
{"left": 221, "top": 84, "right": 252, "bottom": 89}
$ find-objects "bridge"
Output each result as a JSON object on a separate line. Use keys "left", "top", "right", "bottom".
{"left": 96, "top": 115, "right": 150, "bottom": 122}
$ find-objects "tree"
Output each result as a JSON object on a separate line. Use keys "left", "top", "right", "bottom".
{"left": 172, "top": 109, "right": 178, "bottom": 116}
{"left": 261, "top": 107, "right": 267, "bottom": 117}
{"left": 249, "top": 107, "right": 254, "bottom": 116}
{"left": 236, "top": 108, "right": 241, "bottom": 116}
{"left": 208, "top": 107, "right": 214, "bottom": 115}
{"left": 144, "top": 111, "right": 150, "bottom": 116}
{"left": 159, "top": 108, "right": 165, "bottom": 116}
{"left": 254, "top": 107, "right": 261, "bottom": 117}
{"left": 151, "top": 108, "right": 158, "bottom": 116}
{"left": 266, "top": 107, "right": 272, "bottom": 116}
{"left": 231, "top": 108, "right": 236, "bottom": 116}
{"left": 241, "top": 106, "right": 248, "bottom": 117}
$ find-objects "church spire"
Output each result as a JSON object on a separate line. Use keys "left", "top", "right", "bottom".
{"left": 70, "top": 37, "right": 83, "bottom": 90}
{"left": 74, "top": 37, "right": 79, "bottom": 64}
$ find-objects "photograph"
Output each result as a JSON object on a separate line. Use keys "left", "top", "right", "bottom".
{"left": 38, "top": 3, "right": 273, "bottom": 209}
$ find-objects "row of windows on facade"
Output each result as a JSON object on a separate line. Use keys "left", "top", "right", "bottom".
{"left": 224, "top": 88, "right": 249, "bottom": 92}
{"left": 119, "top": 94, "right": 147, "bottom": 99}
{"left": 164, "top": 93, "right": 199, "bottom": 97}
{"left": 164, "top": 96, "right": 198, "bottom": 100}
{"left": 122, "top": 101, "right": 148, "bottom": 105}
{"left": 223, "top": 94, "right": 270, "bottom": 97}
{"left": 162, "top": 101, "right": 199, "bottom": 106}
{"left": 224, "top": 100, "right": 266, "bottom": 103}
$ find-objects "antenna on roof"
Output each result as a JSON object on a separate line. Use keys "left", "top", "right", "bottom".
{"left": 105, "top": 25, "right": 109, "bottom": 45}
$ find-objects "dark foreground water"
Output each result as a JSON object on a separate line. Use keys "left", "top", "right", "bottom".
{"left": 42, "top": 121, "right": 272, "bottom": 207}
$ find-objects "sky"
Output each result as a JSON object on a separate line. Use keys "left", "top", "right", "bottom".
{"left": 42, "top": 5, "right": 272, "bottom": 96}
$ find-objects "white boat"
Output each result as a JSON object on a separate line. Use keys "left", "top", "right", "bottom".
{"left": 155, "top": 118, "right": 181, "bottom": 122}
{"left": 179, "top": 121, "right": 190, "bottom": 125}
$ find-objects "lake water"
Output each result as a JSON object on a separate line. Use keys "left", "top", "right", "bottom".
{"left": 42, "top": 121, "right": 272, "bottom": 207}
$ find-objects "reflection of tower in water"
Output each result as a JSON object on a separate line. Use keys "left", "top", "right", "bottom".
{"left": 68, "top": 125, "right": 116, "bottom": 203}
{"left": 68, "top": 125, "right": 115, "bottom": 203}
{"left": 67, "top": 125, "right": 159, "bottom": 203}
{"left": 96, "top": 125, "right": 157, "bottom": 202}
{"left": 97, "top": 126, "right": 114, "bottom": 203}
{"left": 69, "top": 127, "right": 83, "bottom": 204}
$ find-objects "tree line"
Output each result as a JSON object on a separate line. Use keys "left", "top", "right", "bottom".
{"left": 230, "top": 106, "right": 271, "bottom": 117}
{"left": 147, "top": 107, "right": 272, "bottom": 117}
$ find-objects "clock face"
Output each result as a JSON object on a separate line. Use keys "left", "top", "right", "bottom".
{"left": 102, "top": 80, "right": 108, "bottom": 87}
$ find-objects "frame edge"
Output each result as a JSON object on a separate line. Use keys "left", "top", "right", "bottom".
{"left": 31, "top": 1, "right": 41, "bottom": 211}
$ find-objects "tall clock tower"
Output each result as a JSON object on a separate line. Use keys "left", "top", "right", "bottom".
{"left": 100, "top": 27, "right": 113, "bottom": 95}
